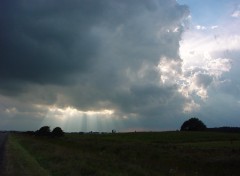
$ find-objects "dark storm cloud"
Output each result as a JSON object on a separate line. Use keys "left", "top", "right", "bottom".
{"left": 0, "top": 0, "right": 188, "bottom": 85}
{"left": 194, "top": 73, "right": 213, "bottom": 88}
{"left": 0, "top": 0, "right": 190, "bottom": 131}
{"left": 112, "top": 84, "right": 184, "bottom": 115}
{"left": 0, "top": 0, "right": 101, "bottom": 85}
{"left": 0, "top": 1, "right": 97, "bottom": 83}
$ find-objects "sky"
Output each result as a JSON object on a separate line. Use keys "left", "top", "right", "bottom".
{"left": 0, "top": 0, "right": 239, "bottom": 132}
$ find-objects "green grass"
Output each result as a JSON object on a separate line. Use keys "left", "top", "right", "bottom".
{"left": 5, "top": 131, "right": 240, "bottom": 176}
{"left": 4, "top": 135, "right": 49, "bottom": 176}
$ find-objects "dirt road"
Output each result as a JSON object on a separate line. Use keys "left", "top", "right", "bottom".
{"left": 0, "top": 132, "right": 8, "bottom": 175}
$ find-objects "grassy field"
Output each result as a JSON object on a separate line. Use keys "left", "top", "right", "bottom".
{"left": 4, "top": 131, "right": 240, "bottom": 176}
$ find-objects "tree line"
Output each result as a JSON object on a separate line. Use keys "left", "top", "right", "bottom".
{"left": 17, "top": 118, "right": 240, "bottom": 135}
{"left": 24, "top": 126, "right": 64, "bottom": 137}
{"left": 181, "top": 117, "right": 240, "bottom": 133}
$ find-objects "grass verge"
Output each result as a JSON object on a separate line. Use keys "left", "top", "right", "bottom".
{"left": 3, "top": 134, "right": 49, "bottom": 176}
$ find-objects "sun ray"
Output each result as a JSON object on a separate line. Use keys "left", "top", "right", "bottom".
{"left": 39, "top": 106, "right": 116, "bottom": 132}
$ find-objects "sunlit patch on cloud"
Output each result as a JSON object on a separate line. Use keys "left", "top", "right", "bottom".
{"left": 195, "top": 25, "right": 206, "bottom": 30}
{"left": 211, "top": 25, "right": 218, "bottom": 29}
{"left": 232, "top": 11, "right": 240, "bottom": 17}
{"left": 157, "top": 57, "right": 202, "bottom": 112}
{"left": 207, "top": 58, "right": 232, "bottom": 77}
{"left": 5, "top": 107, "right": 18, "bottom": 117}
{"left": 47, "top": 106, "right": 114, "bottom": 119}
{"left": 195, "top": 25, "right": 219, "bottom": 30}
{"left": 183, "top": 100, "right": 200, "bottom": 113}
{"left": 157, "top": 57, "right": 182, "bottom": 85}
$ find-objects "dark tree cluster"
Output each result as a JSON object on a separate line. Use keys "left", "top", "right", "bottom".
{"left": 180, "top": 117, "right": 207, "bottom": 131}
{"left": 35, "top": 126, "right": 64, "bottom": 137}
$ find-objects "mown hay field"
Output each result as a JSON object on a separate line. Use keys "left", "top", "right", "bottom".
{"left": 4, "top": 131, "right": 240, "bottom": 176}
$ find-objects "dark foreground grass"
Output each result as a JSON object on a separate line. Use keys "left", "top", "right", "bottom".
{"left": 3, "top": 135, "right": 49, "bottom": 176}
{"left": 5, "top": 131, "right": 240, "bottom": 176}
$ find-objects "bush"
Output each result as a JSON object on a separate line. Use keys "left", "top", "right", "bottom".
{"left": 35, "top": 126, "right": 51, "bottom": 136}
{"left": 52, "top": 127, "right": 64, "bottom": 137}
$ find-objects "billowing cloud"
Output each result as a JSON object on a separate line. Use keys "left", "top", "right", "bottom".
{"left": 0, "top": 0, "right": 190, "bottom": 131}
{"left": 2, "top": 0, "right": 240, "bottom": 132}
{"left": 179, "top": 21, "right": 239, "bottom": 101}
{"left": 1, "top": 0, "right": 240, "bottom": 132}
{"left": 178, "top": 2, "right": 240, "bottom": 127}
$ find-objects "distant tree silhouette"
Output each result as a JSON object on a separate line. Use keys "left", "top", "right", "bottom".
{"left": 35, "top": 126, "right": 51, "bottom": 136}
{"left": 52, "top": 127, "right": 64, "bottom": 137}
{"left": 181, "top": 117, "right": 207, "bottom": 131}
{"left": 207, "top": 127, "right": 240, "bottom": 133}
{"left": 24, "top": 131, "right": 35, "bottom": 135}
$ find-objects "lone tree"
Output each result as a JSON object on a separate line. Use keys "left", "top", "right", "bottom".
{"left": 52, "top": 127, "right": 64, "bottom": 137}
{"left": 180, "top": 117, "right": 207, "bottom": 131}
